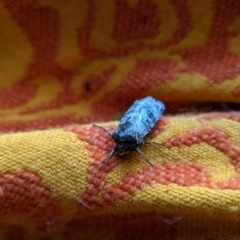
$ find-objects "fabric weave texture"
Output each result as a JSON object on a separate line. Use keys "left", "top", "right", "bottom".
{"left": 0, "top": 0, "right": 240, "bottom": 239}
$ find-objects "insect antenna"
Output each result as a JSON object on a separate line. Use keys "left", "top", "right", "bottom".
{"left": 93, "top": 124, "right": 116, "bottom": 170}
{"left": 98, "top": 148, "right": 115, "bottom": 170}
{"left": 135, "top": 147, "right": 154, "bottom": 167}
{"left": 93, "top": 124, "right": 112, "bottom": 138}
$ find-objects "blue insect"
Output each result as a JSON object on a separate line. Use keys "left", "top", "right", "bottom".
{"left": 94, "top": 96, "right": 165, "bottom": 169}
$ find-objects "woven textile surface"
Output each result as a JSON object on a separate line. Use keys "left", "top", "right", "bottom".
{"left": 1, "top": 0, "right": 240, "bottom": 239}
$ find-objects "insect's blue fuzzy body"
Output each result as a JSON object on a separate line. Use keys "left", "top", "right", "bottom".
{"left": 94, "top": 96, "right": 165, "bottom": 169}
{"left": 113, "top": 96, "right": 165, "bottom": 143}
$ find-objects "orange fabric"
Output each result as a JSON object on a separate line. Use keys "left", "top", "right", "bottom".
{"left": 0, "top": 0, "right": 240, "bottom": 239}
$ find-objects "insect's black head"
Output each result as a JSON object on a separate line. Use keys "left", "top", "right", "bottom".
{"left": 111, "top": 133, "right": 140, "bottom": 155}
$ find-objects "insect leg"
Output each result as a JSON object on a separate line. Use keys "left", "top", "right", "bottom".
{"left": 144, "top": 142, "right": 173, "bottom": 160}
{"left": 98, "top": 147, "right": 116, "bottom": 170}
{"left": 93, "top": 124, "right": 112, "bottom": 138}
{"left": 135, "top": 147, "right": 154, "bottom": 167}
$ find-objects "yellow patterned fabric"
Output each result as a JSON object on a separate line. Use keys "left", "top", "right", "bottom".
{"left": 0, "top": 0, "right": 240, "bottom": 239}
